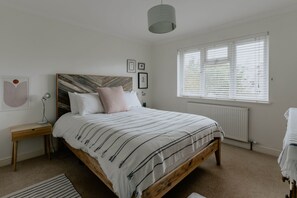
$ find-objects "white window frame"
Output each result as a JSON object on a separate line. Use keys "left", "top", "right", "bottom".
{"left": 177, "top": 33, "right": 269, "bottom": 103}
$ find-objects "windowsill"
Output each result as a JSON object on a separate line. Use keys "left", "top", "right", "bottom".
{"left": 177, "top": 95, "right": 271, "bottom": 104}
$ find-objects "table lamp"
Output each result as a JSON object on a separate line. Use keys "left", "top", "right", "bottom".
{"left": 38, "top": 92, "right": 51, "bottom": 124}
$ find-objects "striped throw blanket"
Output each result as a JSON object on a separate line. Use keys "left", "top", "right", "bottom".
{"left": 53, "top": 108, "right": 224, "bottom": 198}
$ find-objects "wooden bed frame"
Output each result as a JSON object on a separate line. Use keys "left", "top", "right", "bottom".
{"left": 56, "top": 73, "right": 221, "bottom": 198}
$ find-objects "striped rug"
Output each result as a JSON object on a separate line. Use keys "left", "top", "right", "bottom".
{"left": 2, "top": 174, "right": 81, "bottom": 198}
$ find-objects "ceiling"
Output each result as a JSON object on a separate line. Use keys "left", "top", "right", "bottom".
{"left": 1, "top": 0, "right": 297, "bottom": 44}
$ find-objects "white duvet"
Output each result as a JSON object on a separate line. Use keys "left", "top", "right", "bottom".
{"left": 53, "top": 107, "right": 224, "bottom": 198}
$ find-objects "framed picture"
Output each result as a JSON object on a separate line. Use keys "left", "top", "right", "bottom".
{"left": 127, "top": 59, "right": 136, "bottom": 73}
{"left": 138, "top": 62, "right": 145, "bottom": 70}
{"left": 1, "top": 76, "right": 30, "bottom": 111}
{"left": 138, "top": 72, "right": 148, "bottom": 89}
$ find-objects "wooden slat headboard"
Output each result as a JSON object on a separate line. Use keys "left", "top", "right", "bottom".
{"left": 56, "top": 74, "right": 133, "bottom": 119}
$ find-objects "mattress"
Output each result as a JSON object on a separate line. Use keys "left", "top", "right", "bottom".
{"left": 53, "top": 107, "right": 224, "bottom": 198}
{"left": 278, "top": 108, "right": 297, "bottom": 182}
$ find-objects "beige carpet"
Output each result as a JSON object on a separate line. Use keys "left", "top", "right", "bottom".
{"left": 0, "top": 144, "right": 288, "bottom": 198}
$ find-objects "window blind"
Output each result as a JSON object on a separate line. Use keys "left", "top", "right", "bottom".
{"left": 178, "top": 33, "right": 269, "bottom": 102}
{"left": 182, "top": 50, "right": 201, "bottom": 96}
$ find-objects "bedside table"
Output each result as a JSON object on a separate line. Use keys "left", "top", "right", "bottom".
{"left": 10, "top": 123, "right": 52, "bottom": 171}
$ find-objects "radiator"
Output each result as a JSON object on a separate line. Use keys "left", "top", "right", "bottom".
{"left": 187, "top": 102, "right": 249, "bottom": 142}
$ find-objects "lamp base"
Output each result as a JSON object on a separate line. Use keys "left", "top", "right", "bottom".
{"left": 37, "top": 120, "right": 48, "bottom": 124}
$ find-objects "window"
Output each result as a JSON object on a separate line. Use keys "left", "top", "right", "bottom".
{"left": 178, "top": 33, "right": 269, "bottom": 103}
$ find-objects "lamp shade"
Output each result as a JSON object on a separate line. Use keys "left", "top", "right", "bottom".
{"left": 42, "top": 92, "right": 51, "bottom": 100}
{"left": 148, "top": 4, "right": 176, "bottom": 34}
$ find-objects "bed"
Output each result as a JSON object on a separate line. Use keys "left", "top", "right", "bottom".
{"left": 54, "top": 73, "right": 224, "bottom": 198}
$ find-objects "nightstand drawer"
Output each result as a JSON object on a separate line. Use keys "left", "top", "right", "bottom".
{"left": 11, "top": 123, "right": 52, "bottom": 141}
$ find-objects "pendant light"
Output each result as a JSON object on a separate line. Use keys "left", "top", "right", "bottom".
{"left": 147, "top": 0, "right": 176, "bottom": 34}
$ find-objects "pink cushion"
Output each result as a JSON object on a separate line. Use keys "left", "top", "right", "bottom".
{"left": 97, "top": 86, "right": 128, "bottom": 114}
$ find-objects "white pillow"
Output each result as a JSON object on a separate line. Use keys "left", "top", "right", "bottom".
{"left": 68, "top": 92, "right": 79, "bottom": 114}
{"left": 75, "top": 93, "right": 104, "bottom": 115}
{"left": 124, "top": 91, "right": 142, "bottom": 109}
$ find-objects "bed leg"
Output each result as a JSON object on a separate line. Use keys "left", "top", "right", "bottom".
{"left": 215, "top": 139, "right": 221, "bottom": 166}
{"left": 286, "top": 180, "right": 297, "bottom": 198}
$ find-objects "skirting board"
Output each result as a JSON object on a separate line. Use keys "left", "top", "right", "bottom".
{"left": 0, "top": 149, "right": 44, "bottom": 167}
{"left": 223, "top": 139, "right": 281, "bottom": 157}
{"left": 253, "top": 144, "right": 281, "bottom": 157}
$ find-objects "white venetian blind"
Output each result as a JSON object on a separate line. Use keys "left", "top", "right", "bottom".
{"left": 234, "top": 36, "right": 268, "bottom": 101}
{"left": 182, "top": 50, "right": 201, "bottom": 96}
{"left": 178, "top": 33, "right": 269, "bottom": 103}
{"left": 205, "top": 46, "right": 230, "bottom": 98}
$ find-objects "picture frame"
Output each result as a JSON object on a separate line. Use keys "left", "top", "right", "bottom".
{"left": 138, "top": 62, "right": 145, "bottom": 70}
{"left": 1, "top": 76, "right": 30, "bottom": 111}
{"left": 138, "top": 72, "right": 148, "bottom": 89}
{"left": 127, "top": 59, "right": 136, "bottom": 73}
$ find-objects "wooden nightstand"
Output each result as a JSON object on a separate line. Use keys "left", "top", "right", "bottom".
{"left": 10, "top": 123, "right": 52, "bottom": 171}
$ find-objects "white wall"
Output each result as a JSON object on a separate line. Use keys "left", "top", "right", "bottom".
{"left": 0, "top": 6, "right": 152, "bottom": 166}
{"left": 1, "top": 4, "right": 295, "bottom": 167}
{"left": 151, "top": 10, "right": 297, "bottom": 156}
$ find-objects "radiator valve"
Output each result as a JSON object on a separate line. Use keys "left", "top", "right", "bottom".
{"left": 249, "top": 140, "right": 257, "bottom": 151}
